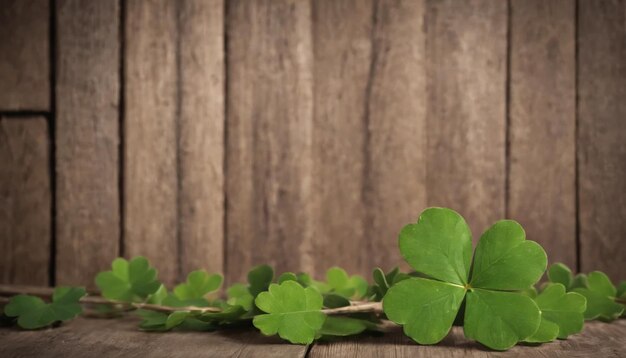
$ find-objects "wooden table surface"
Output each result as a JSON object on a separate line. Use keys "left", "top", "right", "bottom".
{"left": 1, "top": 317, "right": 624, "bottom": 358}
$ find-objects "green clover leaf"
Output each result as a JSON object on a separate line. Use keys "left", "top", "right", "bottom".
{"left": 5, "top": 287, "right": 86, "bottom": 329}
{"left": 547, "top": 263, "right": 574, "bottom": 289}
{"left": 226, "top": 283, "right": 254, "bottom": 311}
{"left": 95, "top": 257, "right": 161, "bottom": 302}
{"left": 326, "top": 267, "right": 368, "bottom": 299}
{"left": 252, "top": 280, "right": 325, "bottom": 344}
{"left": 173, "top": 270, "right": 223, "bottom": 300}
{"left": 383, "top": 208, "right": 547, "bottom": 350}
{"left": 572, "top": 271, "right": 624, "bottom": 321}
{"left": 525, "top": 283, "right": 586, "bottom": 342}
{"left": 248, "top": 264, "right": 274, "bottom": 298}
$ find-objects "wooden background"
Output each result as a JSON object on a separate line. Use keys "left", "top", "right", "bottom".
{"left": 1, "top": 0, "right": 624, "bottom": 288}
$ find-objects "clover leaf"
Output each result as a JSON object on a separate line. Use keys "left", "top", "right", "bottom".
{"left": 248, "top": 264, "right": 274, "bottom": 297}
{"left": 5, "top": 287, "right": 86, "bottom": 329}
{"left": 572, "top": 271, "right": 624, "bottom": 321}
{"left": 318, "top": 316, "right": 377, "bottom": 337}
{"left": 383, "top": 208, "right": 547, "bottom": 350}
{"left": 326, "top": 267, "right": 368, "bottom": 299}
{"left": 547, "top": 262, "right": 573, "bottom": 289}
{"left": 253, "top": 280, "right": 325, "bottom": 344}
{"left": 137, "top": 310, "right": 190, "bottom": 331}
{"left": 226, "top": 283, "right": 254, "bottom": 311}
{"left": 525, "top": 283, "right": 586, "bottom": 342}
{"left": 173, "top": 270, "right": 223, "bottom": 300}
{"left": 95, "top": 257, "right": 161, "bottom": 302}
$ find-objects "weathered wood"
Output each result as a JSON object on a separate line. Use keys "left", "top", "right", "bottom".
{"left": 178, "top": 0, "right": 225, "bottom": 277}
{"left": 508, "top": 0, "right": 576, "bottom": 267}
{"left": 578, "top": 0, "right": 626, "bottom": 280}
{"left": 0, "top": 317, "right": 309, "bottom": 358}
{"left": 226, "top": 0, "right": 315, "bottom": 283}
{"left": 425, "top": 0, "right": 507, "bottom": 240}
{"left": 125, "top": 0, "right": 179, "bottom": 285}
{"left": 365, "top": 0, "right": 427, "bottom": 272}
{"left": 309, "top": 320, "right": 626, "bottom": 357}
{"left": 55, "top": 0, "right": 120, "bottom": 287}
{"left": 311, "top": 0, "right": 372, "bottom": 276}
{"left": 0, "top": 0, "right": 49, "bottom": 110}
{"left": 0, "top": 117, "right": 50, "bottom": 285}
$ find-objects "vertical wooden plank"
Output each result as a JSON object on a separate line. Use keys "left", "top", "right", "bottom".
{"left": 178, "top": 0, "right": 225, "bottom": 276}
{"left": 508, "top": 0, "right": 576, "bottom": 267}
{"left": 365, "top": 0, "right": 427, "bottom": 271}
{"left": 125, "top": 0, "right": 179, "bottom": 284}
{"left": 425, "top": 0, "right": 507, "bottom": 240}
{"left": 226, "top": 0, "right": 314, "bottom": 283}
{"left": 0, "top": 0, "right": 49, "bottom": 110}
{"left": 578, "top": 0, "right": 626, "bottom": 280}
{"left": 311, "top": 0, "right": 372, "bottom": 276}
{"left": 55, "top": 0, "right": 120, "bottom": 286}
{"left": 0, "top": 117, "right": 50, "bottom": 285}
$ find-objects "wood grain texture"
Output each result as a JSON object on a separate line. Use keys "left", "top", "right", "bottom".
{"left": 578, "top": 0, "right": 626, "bottom": 280}
{"left": 125, "top": 0, "right": 179, "bottom": 285}
{"left": 0, "top": 317, "right": 309, "bottom": 358}
{"left": 55, "top": 0, "right": 120, "bottom": 286}
{"left": 309, "top": 320, "right": 626, "bottom": 357}
{"left": 178, "top": 0, "right": 225, "bottom": 277}
{"left": 0, "top": 117, "right": 50, "bottom": 285}
{"left": 226, "top": 0, "right": 315, "bottom": 283}
{"left": 311, "top": 0, "right": 372, "bottom": 276}
{"left": 365, "top": 0, "right": 427, "bottom": 272}
{"left": 425, "top": 0, "right": 507, "bottom": 240}
{"left": 508, "top": 0, "right": 576, "bottom": 267}
{"left": 0, "top": 0, "right": 49, "bottom": 110}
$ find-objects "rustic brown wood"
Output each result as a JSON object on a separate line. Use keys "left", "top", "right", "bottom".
{"left": 0, "top": 317, "right": 309, "bottom": 358}
{"left": 309, "top": 320, "right": 626, "bottom": 357}
{"left": 178, "top": 0, "right": 225, "bottom": 277}
{"left": 125, "top": 0, "right": 179, "bottom": 285}
{"left": 0, "top": 0, "right": 49, "bottom": 110}
{"left": 508, "top": 0, "right": 576, "bottom": 267}
{"left": 365, "top": 0, "right": 427, "bottom": 272}
{"left": 55, "top": 0, "right": 120, "bottom": 287}
{"left": 578, "top": 0, "right": 626, "bottom": 281}
{"left": 311, "top": 0, "right": 372, "bottom": 276}
{"left": 425, "top": 0, "right": 508, "bottom": 240}
{"left": 0, "top": 117, "right": 50, "bottom": 285}
{"left": 0, "top": 317, "right": 623, "bottom": 357}
{"left": 226, "top": 0, "right": 315, "bottom": 283}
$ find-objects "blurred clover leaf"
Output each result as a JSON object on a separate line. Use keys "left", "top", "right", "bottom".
{"left": 383, "top": 207, "right": 547, "bottom": 350}
{"left": 253, "top": 280, "right": 325, "bottom": 344}
{"left": 5, "top": 287, "right": 86, "bottom": 329}
{"left": 572, "top": 271, "right": 624, "bottom": 321}
{"left": 326, "top": 267, "right": 368, "bottom": 299}
{"left": 547, "top": 263, "right": 624, "bottom": 321}
{"left": 95, "top": 256, "right": 161, "bottom": 302}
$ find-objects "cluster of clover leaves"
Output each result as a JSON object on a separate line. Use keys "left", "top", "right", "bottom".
{"left": 1, "top": 207, "right": 624, "bottom": 351}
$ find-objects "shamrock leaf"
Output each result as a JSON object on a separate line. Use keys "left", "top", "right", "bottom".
{"left": 173, "top": 270, "right": 222, "bottom": 300}
{"left": 253, "top": 280, "right": 325, "bottom": 344}
{"left": 371, "top": 267, "right": 409, "bottom": 300}
{"left": 326, "top": 267, "right": 368, "bottom": 299}
{"left": 248, "top": 264, "right": 274, "bottom": 297}
{"left": 547, "top": 262, "right": 573, "bottom": 289}
{"left": 572, "top": 271, "right": 623, "bottom": 321}
{"left": 226, "top": 283, "right": 254, "bottom": 311}
{"left": 5, "top": 287, "right": 86, "bottom": 329}
{"left": 318, "top": 316, "right": 377, "bottom": 337}
{"left": 525, "top": 283, "right": 586, "bottom": 342}
{"left": 383, "top": 208, "right": 547, "bottom": 350}
{"left": 95, "top": 257, "right": 161, "bottom": 302}
{"left": 136, "top": 310, "right": 190, "bottom": 331}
